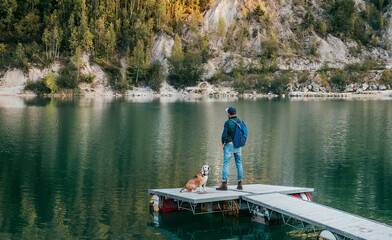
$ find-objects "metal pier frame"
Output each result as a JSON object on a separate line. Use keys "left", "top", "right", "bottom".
{"left": 176, "top": 198, "right": 242, "bottom": 215}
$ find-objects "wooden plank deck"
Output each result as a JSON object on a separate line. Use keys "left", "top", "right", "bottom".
{"left": 243, "top": 193, "right": 392, "bottom": 240}
{"left": 149, "top": 186, "right": 245, "bottom": 204}
{"left": 230, "top": 184, "right": 314, "bottom": 195}
{"left": 148, "top": 184, "right": 314, "bottom": 204}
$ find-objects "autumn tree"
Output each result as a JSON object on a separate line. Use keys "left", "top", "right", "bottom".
{"left": 155, "top": 0, "right": 168, "bottom": 31}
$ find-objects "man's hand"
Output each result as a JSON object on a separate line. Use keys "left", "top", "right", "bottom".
{"left": 222, "top": 143, "right": 225, "bottom": 149}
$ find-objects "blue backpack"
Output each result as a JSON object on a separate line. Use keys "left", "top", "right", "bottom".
{"left": 230, "top": 119, "right": 248, "bottom": 147}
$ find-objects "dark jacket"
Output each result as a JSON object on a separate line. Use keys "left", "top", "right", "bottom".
{"left": 221, "top": 116, "right": 240, "bottom": 144}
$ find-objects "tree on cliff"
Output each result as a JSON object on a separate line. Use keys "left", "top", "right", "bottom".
{"left": 128, "top": 39, "right": 148, "bottom": 85}
{"left": 329, "top": 0, "right": 356, "bottom": 37}
{"left": 168, "top": 35, "right": 203, "bottom": 88}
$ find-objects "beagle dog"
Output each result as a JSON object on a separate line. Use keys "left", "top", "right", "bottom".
{"left": 180, "top": 165, "right": 210, "bottom": 193}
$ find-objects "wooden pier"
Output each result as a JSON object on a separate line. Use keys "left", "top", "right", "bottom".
{"left": 148, "top": 184, "right": 392, "bottom": 239}
{"left": 149, "top": 184, "right": 313, "bottom": 204}
{"left": 244, "top": 193, "right": 392, "bottom": 240}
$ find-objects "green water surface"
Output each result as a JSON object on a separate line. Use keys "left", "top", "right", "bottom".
{"left": 0, "top": 97, "right": 391, "bottom": 239}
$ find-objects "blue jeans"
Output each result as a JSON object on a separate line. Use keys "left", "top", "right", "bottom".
{"left": 222, "top": 143, "right": 243, "bottom": 182}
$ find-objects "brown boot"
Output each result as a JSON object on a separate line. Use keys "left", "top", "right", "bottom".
{"left": 216, "top": 181, "right": 228, "bottom": 191}
{"left": 237, "top": 180, "right": 243, "bottom": 190}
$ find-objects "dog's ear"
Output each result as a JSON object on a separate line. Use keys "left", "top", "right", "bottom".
{"left": 201, "top": 167, "right": 204, "bottom": 175}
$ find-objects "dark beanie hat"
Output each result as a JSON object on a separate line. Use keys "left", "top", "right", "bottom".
{"left": 225, "top": 106, "right": 236, "bottom": 115}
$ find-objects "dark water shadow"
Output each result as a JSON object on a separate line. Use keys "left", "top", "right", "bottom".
{"left": 23, "top": 97, "right": 52, "bottom": 107}
{"left": 147, "top": 211, "right": 299, "bottom": 240}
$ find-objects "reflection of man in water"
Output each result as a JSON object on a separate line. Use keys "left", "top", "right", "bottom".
{"left": 216, "top": 106, "right": 243, "bottom": 191}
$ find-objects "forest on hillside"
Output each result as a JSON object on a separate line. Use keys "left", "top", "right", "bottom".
{"left": 1, "top": 0, "right": 214, "bottom": 92}
{"left": 1, "top": 0, "right": 392, "bottom": 94}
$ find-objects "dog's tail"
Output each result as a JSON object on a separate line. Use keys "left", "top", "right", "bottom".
{"left": 180, "top": 186, "right": 186, "bottom": 192}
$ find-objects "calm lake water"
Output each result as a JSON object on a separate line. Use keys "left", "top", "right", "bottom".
{"left": 0, "top": 96, "right": 392, "bottom": 239}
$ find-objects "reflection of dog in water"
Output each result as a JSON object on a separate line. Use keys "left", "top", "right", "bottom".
{"left": 180, "top": 165, "right": 210, "bottom": 193}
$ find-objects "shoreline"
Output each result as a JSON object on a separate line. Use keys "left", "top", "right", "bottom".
{"left": 1, "top": 90, "right": 392, "bottom": 108}
{"left": 1, "top": 90, "right": 392, "bottom": 100}
{"left": 1, "top": 75, "right": 392, "bottom": 100}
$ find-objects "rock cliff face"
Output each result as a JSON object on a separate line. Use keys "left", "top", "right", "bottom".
{"left": 0, "top": 69, "right": 26, "bottom": 95}
{"left": 148, "top": 0, "right": 392, "bottom": 84}
{"left": 0, "top": 53, "right": 111, "bottom": 96}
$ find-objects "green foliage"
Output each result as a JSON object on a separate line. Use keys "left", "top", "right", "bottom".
{"left": 171, "top": 35, "right": 184, "bottom": 61}
{"left": 15, "top": 13, "right": 42, "bottom": 43}
{"left": 42, "top": 25, "right": 62, "bottom": 60}
{"left": 147, "top": 61, "right": 164, "bottom": 91}
{"left": 321, "top": 61, "right": 330, "bottom": 72}
{"left": 361, "top": 58, "right": 378, "bottom": 71}
{"left": 0, "top": 0, "right": 212, "bottom": 79}
{"left": 349, "top": 46, "right": 357, "bottom": 56}
{"left": 235, "top": 22, "right": 248, "bottom": 51}
{"left": 303, "top": 9, "right": 315, "bottom": 29}
{"left": 223, "top": 24, "right": 236, "bottom": 52}
{"left": 0, "top": 43, "right": 7, "bottom": 69}
{"left": 57, "top": 64, "right": 79, "bottom": 89}
{"left": 270, "top": 72, "right": 292, "bottom": 94}
{"left": 190, "top": 14, "right": 199, "bottom": 35}
{"left": 14, "top": 43, "right": 29, "bottom": 71}
{"left": 233, "top": 74, "right": 244, "bottom": 94}
{"left": 70, "top": 46, "right": 84, "bottom": 82}
{"left": 372, "top": 36, "right": 378, "bottom": 47}
{"left": 380, "top": 70, "right": 392, "bottom": 85}
{"left": 329, "top": 0, "right": 356, "bottom": 36}
{"left": 352, "top": 17, "right": 370, "bottom": 45}
{"left": 345, "top": 63, "right": 362, "bottom": 72}
{"left": 155, "top": 0, "right": 169, "bottom": 31}
{"left": 168, "top": 49, "right": 204, "bottom": 89}
{"left": 260, "top": 58, "right": 279, "bottom": 73}
{"left": 329, "top": 69, "right": 350, "bottom": 89}
{"left": 217, "top": 15, "right": 226, "bottom": 38}
{"left": 45, "top": 71, "right": 58, "bottom": 93}
{"left": 290, "top": 34, "right": 300, "bottom": 51}
{"left": 316, "top": 19, "right": 327, "bottom": 36}
{"left": 252, "top": 29, "right": 258, "bottom": 38}
{"left": 366, "top": 4, "right": 384, "bottom": 30}
{"left": 80, "top": 72, "right": 96, "bottom": 83}
{"left": 370, "top": 0, "right": 391, "bottom": 10}
{"left": 103, "top": 23, "right": 117, "bottom": 61}
{"left": 309, "top": 39, "right": 319, "bottom": 57}
{"left": 24, "top": 42, "right": 45, "bottom": 66}
{"left": 197, "top": 34, "right": 211, "bottom": 63}
{"left": 106, "top": 64, "right": 128, "bottom": 93}
{"left": 254, "top": 5, "right": 265, "bottom": 17}
{"left": 128, "top": 39, "right": 148, "bottom": 85}
{"left": 24, "top": 79, "right": 50, "bottom": 95}
{"left": 298, "top": 71, "right": 310, "bottom": 84}
{"left": 256, "top": 74, "right": 270, "bottom": 93}
{"left": 344, "top": 58, "right": 384, "bottom": 73}
{"left": 207, "top": 70, "right": 233, "bottom": 84}
{"left": 261, "top": 39, "right": 279, "bottom": 60}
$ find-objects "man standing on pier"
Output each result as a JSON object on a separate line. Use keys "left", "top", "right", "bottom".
{"left": 216, "top": 106, "right": 244, "bottom": 191}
